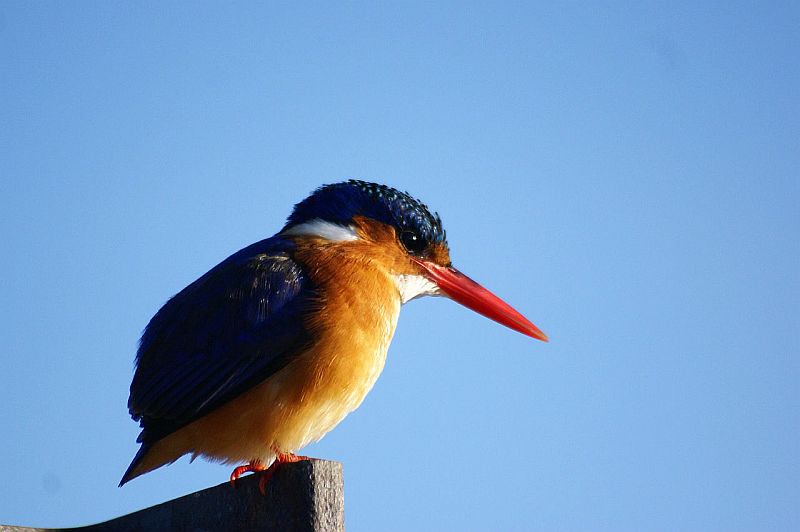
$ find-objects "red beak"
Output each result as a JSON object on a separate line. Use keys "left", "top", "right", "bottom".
{"left": 410, "top": 258, "right": 548, "bottom": 342}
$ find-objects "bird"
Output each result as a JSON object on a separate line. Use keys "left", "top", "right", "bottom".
{"left": 120, "top": 180, "right": 547, "bottom": 490}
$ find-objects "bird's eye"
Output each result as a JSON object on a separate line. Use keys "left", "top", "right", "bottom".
{"left": 400, "top": 230, "right": 427, "bottom": 254}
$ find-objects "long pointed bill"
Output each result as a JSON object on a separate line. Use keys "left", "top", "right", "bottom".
{"left": 410, "top": 258, "right": 548, "bottom": 342}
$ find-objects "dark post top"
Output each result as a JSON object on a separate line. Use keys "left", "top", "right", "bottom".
{"left": 0, "top": 459, "right": 344, "bottom": 532}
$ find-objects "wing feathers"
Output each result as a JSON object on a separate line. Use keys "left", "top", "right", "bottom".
{"left": 127, "top": 237, "right": 317, "bottom": 446}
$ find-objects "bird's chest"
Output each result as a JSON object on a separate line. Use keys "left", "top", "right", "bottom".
{"left": 275, "top": 269, "right": 401, "bottom": 448}
{"left": 310, "top": 275, "right": 401, "bottom": 408}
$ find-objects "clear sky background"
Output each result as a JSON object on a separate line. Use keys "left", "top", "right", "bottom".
{"left": 1, "top": 3, "right": 797, "bottom": 530}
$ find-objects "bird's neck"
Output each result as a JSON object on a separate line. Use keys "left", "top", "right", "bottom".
{"left": 292, "top": 240, "right": 403, "bottom": 340}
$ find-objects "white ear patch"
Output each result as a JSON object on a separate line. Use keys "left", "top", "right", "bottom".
{"left": 281, "top": 219, "right": 360, "bottom": 242}
{"left": 393, "top": 274, "right": 442, "bottom": 304}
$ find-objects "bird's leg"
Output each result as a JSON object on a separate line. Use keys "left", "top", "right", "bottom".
{"left": 255, "top": 449, "right": 310, "bottom": 494}
{"left": 229, "top": 451, "right": 311, "bottom": 493}
{"left": 229, "top": 459, "right": 268, "bottom": 487}
{"left": 275, "top": 449, "right": 310, "bottom": 463}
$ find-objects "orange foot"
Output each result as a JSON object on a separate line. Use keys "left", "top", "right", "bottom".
{"left": 229, "top": 459, "right": 268, "bottom": 487}
{"left": 229, "top": 451, "right": 311, "bottom": 495}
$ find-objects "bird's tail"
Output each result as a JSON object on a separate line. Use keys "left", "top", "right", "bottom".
{"left": 119, "top": 443, "right": 152, "bottom": 487}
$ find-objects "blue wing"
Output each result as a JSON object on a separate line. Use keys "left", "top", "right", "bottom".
{"left": 127, "top": 236, "right": 317, "bottom": 448}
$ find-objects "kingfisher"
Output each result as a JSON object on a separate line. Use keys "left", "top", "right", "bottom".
{"left": 120, "top": 180, "right": 547, "bottom": 490}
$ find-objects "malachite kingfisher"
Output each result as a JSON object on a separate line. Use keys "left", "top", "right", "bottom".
{"left": 120, "top": 180, "right": 547, "bottom": 490}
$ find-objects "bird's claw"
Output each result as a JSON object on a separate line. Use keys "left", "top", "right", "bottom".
{"left": 229, "top": 459, "right": 268, "bottom": 487}
{"left": 230, "top": 452, "right": 311, "bottom": 494}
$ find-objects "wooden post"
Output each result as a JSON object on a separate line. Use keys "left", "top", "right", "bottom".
{"left": 0, "top": 459, "right": 344, "bottom": 532}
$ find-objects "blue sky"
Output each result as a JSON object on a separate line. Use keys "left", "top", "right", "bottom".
{"left": 1, "top": 2, "right": 797, "bottom": 530}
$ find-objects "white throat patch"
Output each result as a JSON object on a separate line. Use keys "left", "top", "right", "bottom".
{"left": 281, "top": 219, "right": 360, "bottom": 242}
{"left": 393, "top": 274, "right": 442, "bottom": 304}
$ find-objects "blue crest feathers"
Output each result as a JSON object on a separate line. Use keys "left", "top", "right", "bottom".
{"left": 285, "top": 180, "right": 446, "bottom": 246}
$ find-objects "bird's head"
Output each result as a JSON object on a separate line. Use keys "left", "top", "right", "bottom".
{"left": 281, "top": 180, "right": 547, "bottom": 342}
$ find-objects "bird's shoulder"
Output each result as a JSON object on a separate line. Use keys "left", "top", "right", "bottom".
{"left": 128, "top": 236, "right": 318, "bottom": 443}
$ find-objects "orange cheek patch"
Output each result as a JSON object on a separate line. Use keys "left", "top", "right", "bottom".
{"left": 429, "top": 243, "right": 452, "bottom": 267}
